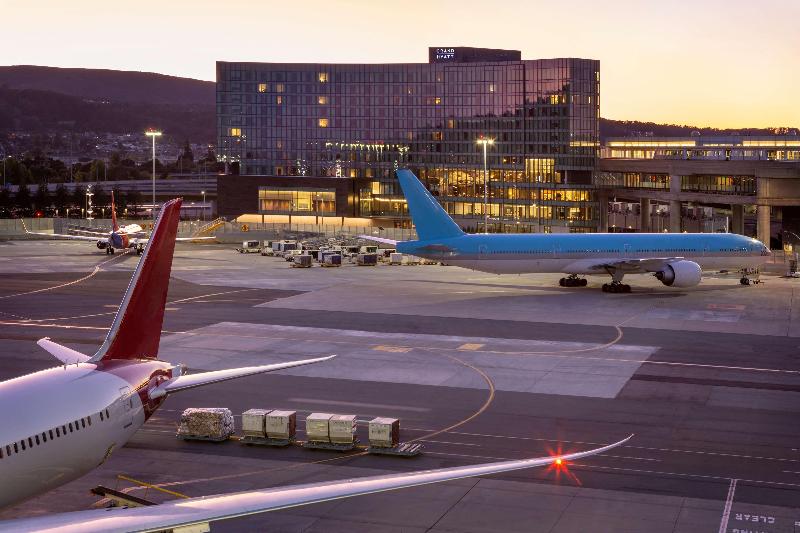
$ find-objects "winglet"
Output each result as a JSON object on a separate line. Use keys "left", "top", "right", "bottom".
{"left": 396, "top": 169, "right": 463, "bottom": 241}
{"left": 89, "top": 198, "right": 182, "bottom": 362}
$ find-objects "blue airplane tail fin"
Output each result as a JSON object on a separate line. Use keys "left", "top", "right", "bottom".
{"left": 396, "top": 169, "right": 464, "bottom": 241}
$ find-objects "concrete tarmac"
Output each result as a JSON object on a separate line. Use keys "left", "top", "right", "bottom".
{"left": 0, "top": 240, "right": 798, "bottom": 532}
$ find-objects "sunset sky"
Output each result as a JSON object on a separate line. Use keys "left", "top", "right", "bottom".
{"left": 3, "top": 0, "right": 798, "bottom": 128}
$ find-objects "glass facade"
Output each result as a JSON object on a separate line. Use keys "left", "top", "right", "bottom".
{"left": 258, "top": 187, "right": 336, "bottom": 215}
{"left": 217, "top": 51, "right": 600, "bottom": 232}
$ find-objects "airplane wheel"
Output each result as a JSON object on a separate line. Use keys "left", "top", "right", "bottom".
{"left": 740, "top": 277, "right": 750, "bottom": 285}
{"left": 109, "top": 247, "right": 115, "bottom": 255}
{"left": 580, "top": 278, "right": 588, "bottom": 287}
{"left": 559, "top": 278, "right": 566, "bottom": 287}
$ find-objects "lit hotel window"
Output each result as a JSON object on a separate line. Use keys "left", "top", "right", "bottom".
{"left": 317, "top": 96, "right": 328, "bottom": 105}
{"left": 318, "top": 72, "right": 328, "bottom": 83}
{"left": 276, "top": 96, "right": 283, "bottom": 104}
{"left": 434, "top": 97, "right": 441, "bottom": 105}
{"left": 258, "top": 83, "right": 267, "bottom": 93}
{"left": 276, "top": 84, "right": 285, "bottom": 92}
{"left": 488, "top": 84, "right": 495, "bottom": 93}
{"left": 229, "top": 128, "right": 241, "bottom": 137}
{"left": 318, "top": 118, "right": 329, "bottom": 128}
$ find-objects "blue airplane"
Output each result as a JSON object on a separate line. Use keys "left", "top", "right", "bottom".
{"left": 363, "top": 170, "right": 771, "bottom": 292}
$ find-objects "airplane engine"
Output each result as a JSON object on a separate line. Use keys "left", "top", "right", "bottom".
{"left": 96, "top": 240, "right": 108, "bottom": 250}
{"left": 655, "top": 260, "right": 702, "bottom": 287}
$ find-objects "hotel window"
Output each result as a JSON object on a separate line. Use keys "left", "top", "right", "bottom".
{"left": 488, "top": 84, "right": 496, "bottom": 93}
{"left": 317, "top": 96, "right": 328, "bottom": 105}
{"left": 276, "top": 83, "right": 285, "bottom": 92}
{"left": 318, "top": 118, "right": 329, "bottom": 128}
{"left": 258, "top": 83, "right": 267, "bottom": 93}
{"left": 276, "top": 96, "right": 283, "bottom": 104}
{"left": 434, "top": 97, "right": 441, "bottom": 105}
{"left": 318, "top": 72, "right": 328, "bottom": 83}
{"left": 229, "top": 128, "right": 241, "bottom": 137}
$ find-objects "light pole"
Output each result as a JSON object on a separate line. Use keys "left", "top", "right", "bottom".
{"left": 145, "top": 130, "right": 162, "bottom": 224}
{"left": 476, "top": 138, "right": 494, "bottom": 233}
{"left": 201, "top": 190, "right": 206, "bottom": 222}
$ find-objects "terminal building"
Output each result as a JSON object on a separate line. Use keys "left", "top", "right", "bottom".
{"left": 217, "top": 47, "right": 600, "bottom": 233}
{"left": 216, "top": 47, "right": 800, "bottom": 245}
{"left": 597, "top": 136, "right": 800, "bottom": 247}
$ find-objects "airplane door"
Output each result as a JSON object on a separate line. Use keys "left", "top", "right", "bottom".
{"left": 624, "top": 244, "right": 631, "bottom": 257}
{"left": 478, "top": 244, "right": 488, "bottom": 260}
{"left": 118, "top": 386, "right": 133, "bottom": 428}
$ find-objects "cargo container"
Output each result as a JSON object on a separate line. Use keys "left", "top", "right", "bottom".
{"left": 329, "top": 414, "right": 358, "bottom": 444}
{"left": 291, "top": 254, "right": 313, "bottom": 268}
{"left": 241, "top": 409, "right": 270, "bottom": 438}
{"left": 265, "top": 410, "right": 296, "bottom": 440}
{"left": 236, "top": 241, "right": 261, "bottom": 254}
{"left": 357, "top": 253, "right": 378, "bottom": 266}
{"left": 322, "top": 253, "right": 342, "bottom": 267}
{"left": 177, "top": 408, "right": 234, "bottom": 441}
{"left": 305, "top": 413, "right": 334, "bottom": 443}
{"left": 402, "top": 255, "right": 420, "bottom": 266}
{"left": 389, "top": 253, "right": 403, "bottom": 265}
{"left": 368, "top": 417, "right": 400, "bottom": 448}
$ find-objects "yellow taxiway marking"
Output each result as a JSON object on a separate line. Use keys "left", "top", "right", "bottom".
{"left": 373, "top": 345, "right": 412, "bottom": 353}
{"left": 116, "top": 474, "right": 190, "bottom": 499}
{"left": 458, "top": 343, "right": 485, "bottom": 351}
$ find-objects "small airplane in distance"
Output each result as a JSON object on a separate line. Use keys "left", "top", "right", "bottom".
{"left": 0, "top": 197, "right": 335, "bottom": 510}
{"left": 363, "top": 170, "right": 771, "bottom": 292}
{"left": 0, "top": 196, "right": 632, "bottom": 531}
{"left": 22, "top": 191, "right": 214, "bottom": 255}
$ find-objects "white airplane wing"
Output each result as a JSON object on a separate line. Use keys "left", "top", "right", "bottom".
{"left": 20, "top": 219, "right": 109, "bottom": 240}
{"left": 151, "top": 355, "right": 336, "bottom": 397}
{"left": 0, "top": 435, "right": 632, "bottom": 533}
{"left": 358, "top": 234, "right": 399, "bottom": 246}
{"left": 37, "top": 338, "right": 91, "bottom": 364}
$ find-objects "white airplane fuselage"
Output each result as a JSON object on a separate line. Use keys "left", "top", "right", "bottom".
{"left": 398, "top": 232, "right": 770, "bottom": 276}
{"left": 0, "top": 360, "right": 172, "bottom": 508}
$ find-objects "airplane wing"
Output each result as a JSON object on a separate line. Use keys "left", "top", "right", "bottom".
{"left": 0, "top": 434, "right": 632, "bottom": 533}
{"left": 130, "top": 236, "right": 217, "bottom": 246}
{"left": 37, "top": 338, "right": 91, "bottom": 364}
{"left": 358, "top": 234, "right": 399, "bottom": 246}
{"left": 150, "top": 355, "right": 336, "bottom": 398}
{"left": 21, "top": 223, "right": 105, "bottom": 241}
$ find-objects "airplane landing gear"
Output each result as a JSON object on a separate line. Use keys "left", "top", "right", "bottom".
{"left": 602, "top": 282, "right": 631, "bottom": 293}
{"left": 106, "top": 246, "right": 115, "bottom": 255}
{"left": 559, "top": 275, "right": 588, "bottom": 287}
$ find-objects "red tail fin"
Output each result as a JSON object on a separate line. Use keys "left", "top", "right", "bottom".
{"left": 111, "top": 191, "right": 119, "bottom": 232}
{"left": 90, "top": 199, "right": 182, "bottom": 361}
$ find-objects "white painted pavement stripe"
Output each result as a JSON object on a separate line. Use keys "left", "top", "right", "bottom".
{"left": 718, "top": 478, "right": 738, "bottom": 533}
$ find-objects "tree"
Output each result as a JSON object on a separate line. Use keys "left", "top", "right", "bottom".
{"left": 33, "top": 183, "right": 50, "bottom": 212}
{"left": 15, "top": 183, "right": 32, "bottom": 213}
{"left": 71, "top": 185, "right": 86, "bottom": 215}
{"left": 53, "top": 184, "right": 69, "bottom": 215}
{"left": 125, "top": 189, "right": 142, "bottom": 217}
{"left": 92, "top": 185, "right": 108, "bottom": 210}
{"left": 0, "top": 187, "right": 11, "bottom": 212}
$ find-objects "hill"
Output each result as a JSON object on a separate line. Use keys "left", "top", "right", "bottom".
{"left": 0, "top": 87, "right": 214, "bottom": 141}
{"left": 0, "top": 65, "right": 214, "bottom": 105}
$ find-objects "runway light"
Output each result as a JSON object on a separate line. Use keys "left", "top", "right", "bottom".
{"left": 555, "top": 458, "right": 563, "bottom": 466}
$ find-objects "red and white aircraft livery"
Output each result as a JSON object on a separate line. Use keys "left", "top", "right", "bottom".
{"left": 0, "top": 198, "right": 334, "bottom": 510}
{"left": 23, "top": 192, "right": 213, "bottom": 255}
{"left": 0, "top": 197, "right": 632, "bottom": 532}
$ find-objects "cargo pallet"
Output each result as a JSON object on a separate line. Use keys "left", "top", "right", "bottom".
{"left": 303, "top": 438, "right": 360, "bottom": 452}
{"left": 367, "top": 442, "right": 424, "bottom": 457}
{"left": 176, "top": 433, "right": 230, "bottom": 443}
{"left": 240, "top": 436, "right": 295, "bottom": 447}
